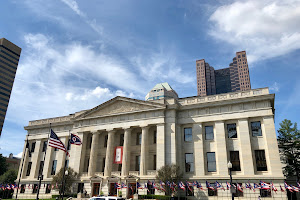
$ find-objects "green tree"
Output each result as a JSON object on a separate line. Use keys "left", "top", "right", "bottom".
{"left": 0, "top": 169, "right": 17, "bottom": 184}
{"left": 277, "top": 119, "right": 300, "bottom": 180}
{"left": 51, "top": 167, "right": 79, "bottom": 195}
{"left": 0, "top": 154, "right": 8, "bottom": 176}
{"left": 156, "top": 164, "right": 183, "bottom": 196}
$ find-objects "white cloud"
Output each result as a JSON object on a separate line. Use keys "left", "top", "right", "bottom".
{"left": 209, "top": 0, "right": 300, "bottom": 62}
{"left": 269, "top": 82, "right": 279, "bottom": 92}
{"left": 16, "top": 152, "right": 23, "bottom": 158}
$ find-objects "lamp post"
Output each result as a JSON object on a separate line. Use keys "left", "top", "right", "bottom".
{"left": 228, "top": 161, "right": 234, "bottom": 200}
{"left": 61, "top": 170, "right": 69, "bottom": 200}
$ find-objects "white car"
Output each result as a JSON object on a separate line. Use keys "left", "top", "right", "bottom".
{"left": 88, "top": 196, "right": 125, "bottom": 200}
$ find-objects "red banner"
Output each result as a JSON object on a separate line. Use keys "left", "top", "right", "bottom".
{"left": 114, "top": 146, "right": 123, "bottom": 164}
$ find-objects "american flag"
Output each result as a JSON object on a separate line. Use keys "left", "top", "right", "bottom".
{"left": 49, "top": 129, "right": 69, "bottom": 156}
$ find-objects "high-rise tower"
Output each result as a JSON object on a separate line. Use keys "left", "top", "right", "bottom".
{"left": 196, "top": 51, "right": 251, "bottom": 97}
{"left": 0, "top": 38, "right": 21, "bottom": 135}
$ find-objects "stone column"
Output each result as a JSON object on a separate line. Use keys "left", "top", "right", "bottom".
{"left": 238, "top": 119, "right": 255, "bottom": 175}
{"left": 88, "top": 131, "right": 100, "bottom": 176}
{"left": 43, "top": 141, "right": 54, "bottom": 178}
{"left": 121, "top": 128, "right": 131, "bottom": 177}
{"left": 140, "top": 126, "right": 149, "bottom": 176}
{"left": 104, "top": 130, "right": 115, "bottom": 177}
{"left": 193, "top": 123, "right": 205, "bottom": 176}
{"left": 215, "top": 121, "right": 228, "bottom": 176}
{"left": 156, "top": 124, "right": 165, "bottom": 170}
{"left": 56, "top": 137, "right": 68, "bottom": 174}
{"left": 19, "top": 137, "right": 29, "bottom": 179}
{"left": 262, "top": 116, "right": 283, "bottom": 176}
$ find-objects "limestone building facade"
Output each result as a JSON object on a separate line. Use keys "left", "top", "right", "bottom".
{"left": 16, "top": 87, "right": 285, "bottom": 199}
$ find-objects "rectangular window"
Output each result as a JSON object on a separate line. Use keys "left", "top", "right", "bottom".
{"left": 153, "top": 155, "right": 156, "bottom": 170}
{"left": 230, "top": 151, "right": 241, "bottom": 171}
{"left": 104, "top": 135, "right": 108, "bottom": 147}
{"left": 208, "top": 183, "right": 217, "bottom": 196}
{"left": 102, "top": 158, "right": 105, "bottom": 172}
{"left": 38, "top": 161, "right": 44, "bottom": 176}
{"left": 31, "top": 142, "right": 36, "bottom": 153}
{"left": 260, "top": 185, "right": 271, "bottom": 197}
{"left": 20, "top": 184, "right": 26, "bottom": 193}
{"left": 154, "top": 131, "right": 157, "bottom": 144}
{"left": 54, "top": 147, "right": 58, "bottom": 151}
{"left": 185, "top": 153, "right": 194, "bottom": 172}
{"left": 45, "top": 184, "right": 51, "bottom": 194}
{"left": 120, "top": 134, "right": 124, "bottom": 146}
{"left": 207, "top": 152, "right": 216, "bottom": 172}
{"left": 118, "top": 164, "right": 122, "bottom": 171}
{"left": 251, "top": 121, "right": 262, "bottom": 136}
{"left": 255, "top": 150, "right": 267, "bottom": 171}
{"left": 26, "top": 162, "right": 32, "bottom": 176}
{"left": 135, "top": 155, "right": 140, "bottom": 171}
{"left": 42, "top": 141, "right": 47, "bottom": 152}
{"left": 32, "top": 184, "right": 38, "bottom": 193}
{"left": 85, "top": 158, "right": 89, "bottom": 172}
{"left": 205, "top": 126, "right": 214, "bottom": 140}
{"left": 51, "top": 160, "right": 57, "bottom": 175}
{"left": 88, "top": 136, "right": 92, "bottom": 149}
{"left": 233, "top": 183, "right": 243, "bottom": 197}
{"left": 227, "top": 123, "right": 237, "bottom": 138}
{"left": 136, "top": 133, "right": 142, "bottom": 145}
{"left": 184, "top": 128, "right": 192, "bottom": 141}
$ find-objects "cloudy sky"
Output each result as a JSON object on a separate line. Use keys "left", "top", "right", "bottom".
{"left": 1, "top": 0, "right": 300, "bottom": 157}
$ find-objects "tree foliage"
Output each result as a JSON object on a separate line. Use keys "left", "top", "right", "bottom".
{"left": 277, "top": 119, "right": 300, "bottom": 180}
{"left": 0, "top": 169, "right": 17, "bottom": 184}
{"left": 0, "top": 154, "right": 8, "bottom": 176}
{"left": 156, "top": 164, "right": 183, "bottom": 196}
{"left": 51, "top": 167, "right": 79, "bottom": 194}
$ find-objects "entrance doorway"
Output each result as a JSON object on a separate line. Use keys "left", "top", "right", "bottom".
{"left": 128, "top": 183, "right": 136, "bottom": 199}
{"left": 92, "top": 183, "right": 100, "bottom": 197}
{"left": 110, "top": 183, "right": 117, "bottom": 196}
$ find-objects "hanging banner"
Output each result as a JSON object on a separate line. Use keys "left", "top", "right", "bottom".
{"left": 114, "top": 146, "right": 123, "bottom": 164}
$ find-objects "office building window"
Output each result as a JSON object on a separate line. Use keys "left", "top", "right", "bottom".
{"left": 118, "top": 164, "right": 122, "bottom": 171}
{"left": 230, "top": 151, "right": 241, "bottom": 171}
{"left": 67, "top": 139, "right": 71, "bottom": 151}
{"left": 255, "top": 150, "right": 267, "bottom": 171}
{"left": 32, "top": 184, "right": 38, "bottom": 193}
{"left": 185, "top": 153, "right": 194, "bottom": 172}
{"left": 54, "top": 147, "right": 58, "bottom": 151}
{"left": 227, "top": 123, "right": 237, "bottom": 138}
{"left": 184, "top": 128, "right": 192, "bottom": 141}
{"left": 51, "top": 160, "right": 57, "bottom": 175}
{"left": 42, "top": 141, "right": 47, "bottom": 152}
{"left": 88, "top": 136, "right": 92, "bottom": 149}
{"left": 38, "top": 161, "right": 44, "bottom": 176}
{"left": 208, "top": 183, "right": 217, "bottom": 196}
{"left": 251, "top": 121, "right": 262, "bottom": 136}
{"left": 205, "top": 126, "right": 214, "bottom": 140}
{"left": 20, "top": 184, "right": 26, "bottom": 193}
{"left": 154, "top": 131, "right": 157, "bottom": 144}
{"left": 84, "top": 158, "right": 89, "bottom": 172}
{"left": 153, "top": 155, "right": 156, "bottom": 170}
{"left": 46, "top": 184, "right": 51, "bottom": 194}
{"left": 104, "top": 135, "right": 108, "bottom": 147}
{"left": 26, "top": 162, "right": 32, "bottom": 176}
{"left": 233, "top": 183, "right": 243, "bottom": 197}
{"left": 207, "top": 152, "right": 216, "bottom": 172}
{"left": 137, "top": 133, "right": 142, "bottom": 145}
{"left": 135, "top": 155, "right": 140, "bottom": 171}
{"left": 120, "top": 134, "right": 124, "bottom": 146}
{"left": 102, "top": 158, "right": 105, "bottom": 172}
{"left": 31, "top": 142, "right": 36, "bottom": 153}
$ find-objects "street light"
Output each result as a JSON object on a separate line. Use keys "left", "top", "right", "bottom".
{"left": 61, "top": 170, "right": 69, "bottom": 200}
{"left": 228, "top": 161, "right": 234, "bottom": 200}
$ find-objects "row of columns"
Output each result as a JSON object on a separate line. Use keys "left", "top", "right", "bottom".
{"left": 87, "top": 124, "right": 164, "bottom": 178}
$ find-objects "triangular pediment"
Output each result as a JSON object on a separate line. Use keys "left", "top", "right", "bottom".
{"left": 76, "top": 96, "right": 165, "bottom": 119}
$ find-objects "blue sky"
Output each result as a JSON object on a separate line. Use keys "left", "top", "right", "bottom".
{"left": 0, "top": 0, "right": 300, "bottom": 157}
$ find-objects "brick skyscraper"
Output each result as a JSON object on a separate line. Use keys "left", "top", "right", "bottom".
{"left": 0, "top": 38, "right": 21, "bottom": 135}
{"left": 196, "top": 51, "right": 251, "bottom": 97}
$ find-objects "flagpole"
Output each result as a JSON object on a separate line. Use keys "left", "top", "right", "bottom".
{"left": 36, "top": 123, "right": 52, "bottom": 200}
{"left": 15, "top": 134, "right": 29, "bottom": 200}
{"left": 60, "top": 130, "right": 71, "bottom": 200}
